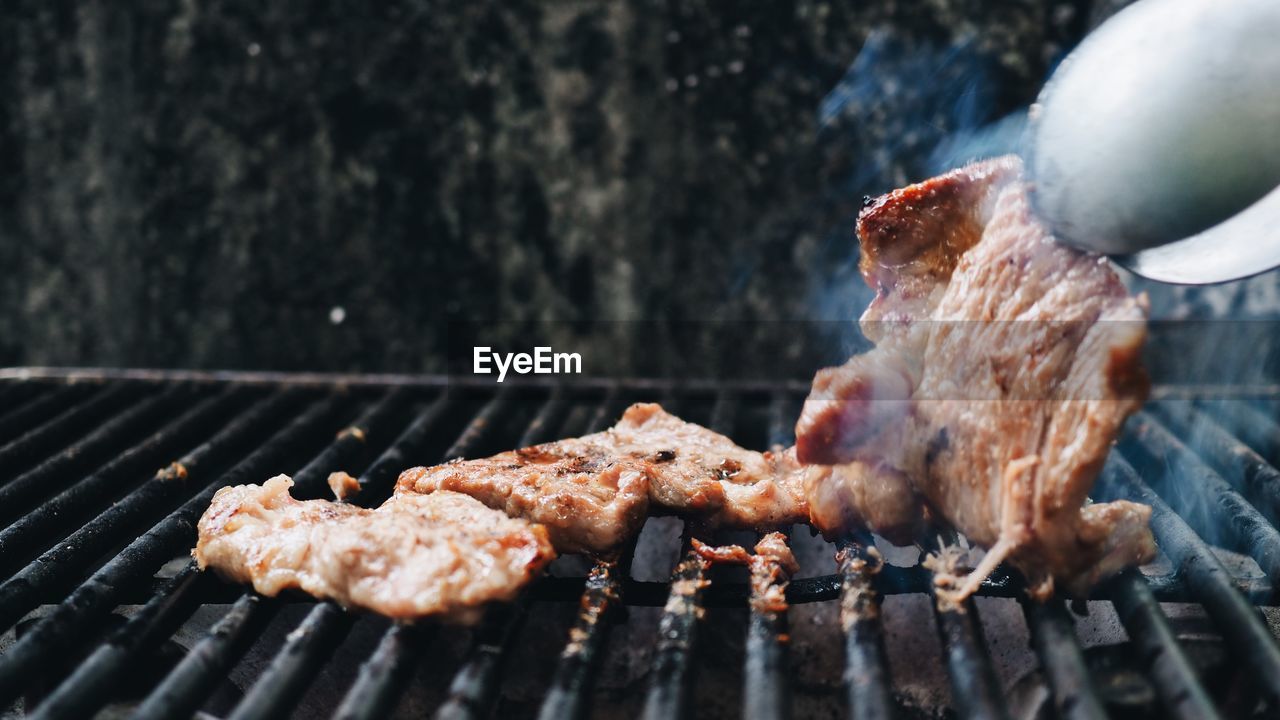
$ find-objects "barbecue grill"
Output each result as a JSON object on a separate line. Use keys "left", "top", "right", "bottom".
{"left": 0, "top": 368, "right": 1278, "bottom": 719}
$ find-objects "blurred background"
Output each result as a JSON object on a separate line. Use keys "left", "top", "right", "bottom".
{"left": 2, "top": 0, "right": 1278, "bottom": 378}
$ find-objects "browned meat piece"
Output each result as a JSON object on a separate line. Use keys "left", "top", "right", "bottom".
{"left": 609, "top": 404, "right": 807, "bottom": 529}
{"left": 801, "top": 460, "right": 924, "bottom": 545}
{"left": 396, "top": 432, "right": 651, "bottom": 555}
{"left": 194, "top": 475, "right": 556, "bottom": 622}
{"left": 693, "top": 532, "right": 798, "bottom": 613}
{"left": 398, "top": 403, "right": 808, "bottom": 555}
{"left": 796, "top": 156, "right": 1155, "bottom": 599}
{"left": 327, "top": 470, "right": 360, "bottom": 501}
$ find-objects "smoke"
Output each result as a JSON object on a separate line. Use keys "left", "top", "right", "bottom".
{"left": 1137, "top": 397, "right": 1280, "bottom": 554}
{"left": 803, "top": 21, "right": 1280, "bottom": 566}
{"left": 927, "top": 109, "right": 1028, "bottom": 177}
{"left": 816, "top": 29, "right": 1012, "bottom": 193}
{"left": 807, "top": 27, "right": 1026, "bottom": 343}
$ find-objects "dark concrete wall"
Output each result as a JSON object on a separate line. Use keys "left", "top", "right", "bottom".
{"left": 1, "top": 0, "right": 1156, "bottom": 374}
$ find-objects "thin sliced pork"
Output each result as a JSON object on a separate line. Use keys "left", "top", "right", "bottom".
{"left": 194, "top": 475, "right": 556, "bottom": 622}
{"left": 796, "top": 156, "right": 1155, "bottom": 598}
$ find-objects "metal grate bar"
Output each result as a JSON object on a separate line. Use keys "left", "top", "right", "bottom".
{"left": 0, "top": 383, "right": 205, "bottom": 529}
{"left": 535, "top": 386, "right": 633, "bottom": 720}
{"left": 743, "top": 391, "right": 797, "bottom": 720}
{"left": 640, "top": 545, "right": 709, "bottom": 720}
{"left": 1104, "top": 570, "right": 1222, "bottom": 720}
{"left": 27, "top": 563, "right": 215, "bottom": 720}
{"left": 537, "top": 557, "right": 629, "bottom": 720}
{"left": 1124, "top": 412, "right": 1280, "bottom": 583}
{"left": 0, "top": 373, "right": 1276, "bottom": 719}
{"left": 332, "top": 390, "right": 516, "bottom": 720}
{"left": 0, "top": 379, "right": 39, "bottom": 416}
{"left": 516, "top": 387, "right": 569, "bottom": 449}
{"left": 836, "top": 536, "right": 894, "bottom": 720}
{"left": 435, "top": 599, "right": 532, "bottom": 720}
{"left": 1097, "top": 453, "right": 1280, "bottom": 707}
{"left": 0, "top": 384, "right": 91, "bottom": 446}
{"left": 932, "top": 598, "right": 1010, "bottom": 720}
{"left": 520, "top": 555, "right": 1263, "bottom": 606}
{"left": 1155, "top": 402, "right": 1280, "bottom": 524}
{"left": 434, "top": 390, "right": 571, "bottom": 720}
{"left": 352, "top": 392, "right": 455, "bottom": 504}
{"left": 641, "top": 392, "right": 733, "bottom": 720}
{"left": 0, "top": 387, "right": 244, "bottom": 579}
{"left": 169, "top": 389, "right": 411, "bottom": 720}
{"left": 1021, "top": 599, "right": 1107, "bottom": 720}
{"left": 285, "top": 387, "right": 413, "bottom": 496}
{"left": 766, "top": 390, "right": 795, "bottom": 450}
{"left": 533, "top": 388, "right": 629, "bottom": 720}
{"left": 924, "top": 532, "right": 1011, "bottom": 720}
{"left": 443, "top": 391, "right": 517, "bottom": 464}
{"left": 744, "top": 573, "right": 791, "bottom": 720}
{"left": 133, "top": 593, "right": 281, "bottom": 720}
{"left": 0, "top": 394, "right": 345, "bottom": 708}
{"left": 0, "top": 388, "right": 297, "bottom": 633}
{"left": 1198, "top": 398, "right": 1280, "bottom": 462}
{"left": 133, "top": 389, "right": 440, "bottom": 717}
{"left": 315, "top": 394, "right": 459, "bottom": 720}
{"left": 0, "top": 382, "right": 142, "bottom": 477}
{"left": 231, "top": 603, "right": 354, "bottom": 720}
{"left": 333, "top": 624, "right": 434, "bottom": 720}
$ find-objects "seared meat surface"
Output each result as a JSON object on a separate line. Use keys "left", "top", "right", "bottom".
{"left": 398, "top": 403, "right": 807, "bottom": 554}
{"left": 194, "top": 475, "right": 556, "bottom": 622}
{"left": 610, "top": 403, "right": 807, "bottom": 529}
{"left": 693, "top": 532, "right": 799, "bottom": 614}
{"left": 801, "top": 460, "right": 923, "bottom": 545}
{"left": 396, "top": 432, "right": 650, "bottom": 555}
{"left": 797, "top": 156, "right": 1155, "bottom": 598}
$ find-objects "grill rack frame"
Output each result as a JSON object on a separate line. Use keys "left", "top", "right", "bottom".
{"left": 0, "top": 368, "right": 1276, "bottom": 719}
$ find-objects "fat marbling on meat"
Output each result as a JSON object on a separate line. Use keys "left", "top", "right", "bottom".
{"left": 796, "top": 156, "right": 1155, "bottom": 599}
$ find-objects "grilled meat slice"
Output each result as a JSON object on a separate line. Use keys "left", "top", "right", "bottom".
{"left": 693, "top": 532, "right": 798, "bottom": 614}
{"left": 194, "top": 475, "right": 556, "bottom": 623}
{"left": 609, "top": 403, "right": 808, "bottom": 529}
{"left": 797, "top": 156, "right": 1155, "bottom": 598}
{"left": 396, "top": 435, "right": 651, "bottom": 555}
{"left": 398, "top": 403, "right": 808, "bottom": 554}
{"left": 801, "top": 459, "right": 924, "bottom": 545}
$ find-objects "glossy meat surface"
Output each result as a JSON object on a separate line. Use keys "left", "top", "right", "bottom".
{"left": 398, "top": 403, "right": 808, "bottom": 554}
{"left": 797, "top": 156, "right": 1155, "bottom": 598}
{"left": 194, "top": 475, "right": 556, "bottom": 622}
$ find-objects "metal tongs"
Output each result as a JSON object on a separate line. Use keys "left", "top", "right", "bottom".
{"left": 1030, "top": 0, "right": 1280, "bottom": 284}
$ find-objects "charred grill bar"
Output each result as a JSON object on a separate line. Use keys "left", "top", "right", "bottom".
{"left": 214, "top": 389, "right": 414, "bottom": 720}
{"left": 533, "top": 387, "right": 632, "bottom": 720}
{"left": 835, "top": 535, "right": 894, "bottom": 720}
{"left": 923, "top": 530, "right": 1011, "bottom": 720}
{"left": 536, "top": 391, "right": 627, "bottom": 719}
{"left": 322, "top": 394, "right": 457, "bottom": 720}
{"left": 434, "top": 389, "right": 576, "bottom": 720}
{"left": 1097, "top": 454, "right": 1280, "bottom": 707}
{"left": 0, "top": 385, "right": 95, "bottom": 446}
{"left": 742, "top": 391, "right": 797, "bottom": 720}
{"left": 1022, "top": 598, "right": 1107, "bottom": 720}
{"left": 327, "top": 390, "right": 516, "bottom": 719}
{"left": 0, "top": 371, "right": 1278, "bottom": 719}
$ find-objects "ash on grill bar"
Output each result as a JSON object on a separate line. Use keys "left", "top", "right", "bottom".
{"left": 0, "top": 370, "right": 1275, "bottom": 719}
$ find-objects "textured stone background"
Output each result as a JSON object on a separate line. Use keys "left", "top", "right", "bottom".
{"left": 2, "top": 0, "right": 1276, "bottom": 378}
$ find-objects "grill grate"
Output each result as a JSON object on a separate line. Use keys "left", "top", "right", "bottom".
{"left": 0, "top": 369, "right": 1278, "bottom": 719}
